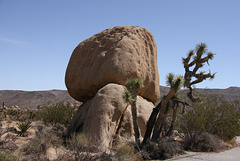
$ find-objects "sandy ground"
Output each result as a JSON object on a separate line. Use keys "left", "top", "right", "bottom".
{"left": 168, "top": 137, "right": 240, "bottom": 161}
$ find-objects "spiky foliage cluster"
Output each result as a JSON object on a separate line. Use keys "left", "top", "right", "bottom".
{"left": 182, "top": 43, "right": 216, "bottom": 102}
{"left": 125, "top": 78, "right": 142, "bottom": 96}
{"left": 17, "top": 121, "right": 31, "bottom": 136}
{"left": 166, "top": 73, "right": 184, "bottom": 92}
{"left": 122, "top": 90, "right": 132, "bottom": 104}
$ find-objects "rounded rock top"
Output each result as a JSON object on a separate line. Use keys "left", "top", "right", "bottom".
{"left": 65, "top": 26, "right": 160, "bottom": 103}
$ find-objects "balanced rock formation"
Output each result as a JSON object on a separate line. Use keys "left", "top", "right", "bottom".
{"left": 65, "top": 26, "right": 160, "bottom": 103}
{"left": 67, "top": 83, "right": 154, "bottom": 151}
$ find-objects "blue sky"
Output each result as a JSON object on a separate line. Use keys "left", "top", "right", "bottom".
{"left": 0, "top": 0, "right": 239, "bottom": 91}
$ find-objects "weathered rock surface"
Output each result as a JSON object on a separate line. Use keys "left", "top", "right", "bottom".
{"left": 65, "top": 26, "right": 160, "bottom": 103}
{"left": 67, "top": 83, "right": 154, "bottom": 151}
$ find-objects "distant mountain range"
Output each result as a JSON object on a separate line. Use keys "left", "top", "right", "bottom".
{"left": 160, "top": 86, "right": 240, "bottom": 103}
{"left": 0, "top": 86, "right": 239, "bottom": 109}
{"left": 0, "top": 90, "right": 78, "bottom": 109}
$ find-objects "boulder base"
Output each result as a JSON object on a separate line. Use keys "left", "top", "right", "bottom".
{"left": 67, "top": 83, "right": 154, "bottom": 151}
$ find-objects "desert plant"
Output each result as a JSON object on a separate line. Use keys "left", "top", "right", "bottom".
{"left": 22, "top": 123, "right": 64, "bottom": 160}
{"left": 67, "top": 133, "right": 93, "bottom": 161}
{"left": 142, "top": 43, "right": 216, "bottom": 148}
{"left": 178, "top": 97, "right": 240, "bottom": 141}
{"left": 17, "top": 121, "right": 31, "bottom": 136}
{"left": 116, "top": 144, "right": 142, "bottom": 161}
{"left": 142, "top": 137, "right": 184, "bottom": 160}
{"left": 5, "top": 109, "right": 21, "bottom": 120}
{"left": 0, "top": 150, "right": 18, "bottom": 161}
{"left": 35, "top": 102, "right": 77, "bottom": 126}
{"left": 142, "top": 74, "right": 184, "bottom": 145}
{"left": 183, "top": 132, "right": 226, "bottom": 152}
{"left": 182, "top": 43, "right": 216, "bottom": 102}
{"left": 123, "top": 78, "right": 142, "bottom": 147}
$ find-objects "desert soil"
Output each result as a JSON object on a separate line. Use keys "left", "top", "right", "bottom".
{"left": 168, "top": 137, "right": 240, "bottom": 161}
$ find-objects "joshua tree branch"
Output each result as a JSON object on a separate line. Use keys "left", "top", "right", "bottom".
{"left": 183, "top": 43, "right": 216, "bottom": 102}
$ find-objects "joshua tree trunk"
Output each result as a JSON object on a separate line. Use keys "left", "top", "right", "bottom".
{"left": 109, "top": 104, "right": 129, "bottom": 148}
{"left": 152, "top": 88, "right": 175, "bottom": 140}
{"left": 141, "top": 101, "right": 162, "bottom": 147}
{"left": 131, "top": 96, "right": 141, "bottom": 147}
{"left": 166, "top": 107, "right": 177, "bottom": 136}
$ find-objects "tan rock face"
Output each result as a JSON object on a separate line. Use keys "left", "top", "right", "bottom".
{"left": 67, "top": 83, "right": 154, "bottom": 151}
{"left": 65, "top": 26, "right": 160, "bottom": 103}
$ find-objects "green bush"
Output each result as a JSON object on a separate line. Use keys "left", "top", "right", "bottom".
{"left": 0, "top": 151, "right": 17, "bottom": 161}
{"left": 179, "top": 97, "right": 240, "bottom": 141}
{"left": 5, "top": 109, "right": 21, "bottom": 120}
{"left": 1, "top": 109, "right": 34, "bottom": 121}
{"left": 35, "top": 102, "right": 77, "bottom": 126}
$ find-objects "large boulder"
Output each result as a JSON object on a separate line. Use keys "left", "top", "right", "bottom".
{"left": 65, "top": 26, "right": 160, "bottom": 103}
{"left": 67, "top": 83, "right": 154, "bottom": 151}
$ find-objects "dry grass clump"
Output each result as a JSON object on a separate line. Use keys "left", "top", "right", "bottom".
{"left": 59, "top": 133, "right": 144, "bottom": 161}
{"left": 142, "top": 137, "right": 184, "bottom": 160}
{"left": 0, "top": 150, "right": 18, "bottom": 161}
{"left": 183, "top": 132, "right": 226, "bottom": 152}
{"left": 0, "top": 140, "right": 18, "bottom": 152}
{"left": 66, "top": 133, "right": 92, "bottom": 160}
{"left": 21, "top": 123, "right": 64, "bottom": 161}
{"left": 115, "top": 144, "right": 143, "bottom": 161}
{"left": 60, "top": 133, "right": 113, "bottom": 161}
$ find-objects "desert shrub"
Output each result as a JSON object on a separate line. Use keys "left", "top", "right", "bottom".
{"left": 1, "top": 109, "right": 35, "bottom": 121}
{"left": 66, "top": 133, "right": 93, "bottom": 161}
{"left": 0, "top": 150, "right": 18, "bottom": 161}
{"left": 0, "top": 110, "right": 6, "bottom": 120}
{"left": 183, "top": 132, "right": 226, "bottom": 152}
{"left": 0, "top": 140, "right": 18, "bottom": 151}
{"left": 17, "top": 121, "right": 31, "bottom": 136}
{"left": 6, "top": 109, "right": 20, "bottom": 117}
{"left": 142, "top": 137, "right": 184, "bottom": 160}
{"left": 64, "top": 133, "right": 143, "bottom": 161}
{"left": 178, "top": 97, "right": 240, "bottom": 141}
{"left": 0, "top": 151, "right": 9, "bottom": 161}
{"left": 17, "top": 110, "right": 35, "bottom": 121}
{"left": 22, "top": 124, "right": 63, "bottom": 160}
{"left": 5, "top": 109, "right": 21, "bottom": 120}
{"left": 116, "top": 144, "right": 142, "bottom": 161}
{"left": 35, "top": 102, "right": 77, "bottom": 126}
{"left": 68, "top": 133, "right": 89, "bottom": 150}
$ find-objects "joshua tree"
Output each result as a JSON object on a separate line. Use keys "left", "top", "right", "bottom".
{"left": 183, "top": 43, "right": 216, "bottom": 102}
{"left": 142, "top": 43, "right": 216, "bottom": 146}
{"left": 166, "top": 96, "right": 188, "bottom": 137}
{"left": 123, "top": 78, "right": 142, "bottom": 146}
{"left": 142, "top": 73, "right": 184, "bottom": 145}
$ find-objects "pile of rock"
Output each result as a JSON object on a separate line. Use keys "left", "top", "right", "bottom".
{"left": 65, "top": 26, "right": 160, "bottom": 151}
{"left": 0, "top": 105, "right": 21, "bottom": 110}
